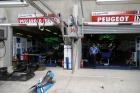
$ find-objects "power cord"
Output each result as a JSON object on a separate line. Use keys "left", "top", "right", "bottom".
{"left": 0, "top": 40, "right": 6, "bottom": 58}
{"left": 34, "top": 9, "right": 45, "bottom": 31}
{"left": 0, "top": 40, "right": 5, "bottom": 48}
{"left": 34, "top": 9, "right": 39, "bottom": 29}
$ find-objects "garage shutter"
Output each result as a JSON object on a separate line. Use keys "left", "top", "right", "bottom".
{"left": 83, "top": 25, "right": 140, "bottom": 34}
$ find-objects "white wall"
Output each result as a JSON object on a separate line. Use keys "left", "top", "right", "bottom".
{"left": 0, "top": 26, "right": 13, "bottom": 68}
{"left": 4, "top": 0, "right": 140, "bottom": 23}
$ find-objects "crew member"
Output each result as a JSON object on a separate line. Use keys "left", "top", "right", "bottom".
{"left": 89, "top": 43, "right": 99, "bottom": 69}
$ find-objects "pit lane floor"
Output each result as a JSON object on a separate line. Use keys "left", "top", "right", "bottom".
{"left": 0, "top": 67, "right": 140, "bottom": 93}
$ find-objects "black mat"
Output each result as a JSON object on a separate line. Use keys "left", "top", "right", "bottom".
{"left": 0, "top": 69, "right": 35, "bottom": 81}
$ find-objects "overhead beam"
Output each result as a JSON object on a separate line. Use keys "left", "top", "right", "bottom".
{"left": 96, "top": 0, "right": 140, "bottom": 4}
{"left": 26, "top": 0, "right": 61, "bottom": 28}
{"left": 39, "top": 0, "right": 63, "bottom": 23}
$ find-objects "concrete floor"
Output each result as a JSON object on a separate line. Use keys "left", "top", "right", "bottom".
{"left": 0, "top": 67, "right": 140, "bottom": 93}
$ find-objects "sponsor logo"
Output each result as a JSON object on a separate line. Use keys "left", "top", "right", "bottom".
{"left": 135, "top": 15, "right": 140, "bottom": 21}
{"left": 18, "top": 14, "right": 33, "bottom": 18}
{"left": 97, "top": 16, "right": 129, "bottom": 22}
{"left": 70, "top": 27, "right": 76, "bottom": 33}
{"left": 92, "top": 12, "right": 108, "bottom": 15}
{"left": 18, "top": 17, "right": 60, "bottom": 24}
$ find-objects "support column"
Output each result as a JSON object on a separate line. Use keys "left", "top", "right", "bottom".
{"left": 71, "top": 4, "right": 82, "bottom": 71}
{"left": 0, "top": 8, "right": 13, "bottom": 72}
{"left": 72, "top": 38, "right": 82, "bottom": 71}
{"left": 0, "top": 27, "right": 13, "bottom": 67}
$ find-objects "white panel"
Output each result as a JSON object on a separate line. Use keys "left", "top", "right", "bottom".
{"left": 12, "top": 36, "right": 17, "bottom": 57}
{"left": 96, "top": 0, "right": 140, "bottom": 4}
{"left": 73, "top": 4, "right": 78, "bottom": 18}
{"left": 0, "top": 0, "right": 28, "bottom": 7}
{"left": 64, "top": 45, "right": 72, "bottom": 69}
{"left": 0, "top": 8, "right": 5, "bottom": 18}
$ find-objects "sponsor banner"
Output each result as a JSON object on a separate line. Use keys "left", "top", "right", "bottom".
{"left": 67, "top": 26, "right": 81, "bottom": 37}
{"left": 92, "top": 10, "right": 140, "bottom": 15}
{"left": 18, "top": 14, "right": 60, "bottom": 26}
{"left": 92, "top": 15, "right": 140, "bottom": 22}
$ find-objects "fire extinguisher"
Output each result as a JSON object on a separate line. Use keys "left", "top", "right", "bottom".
{"left": 80, "top": 59, "right": 84, "bottom": 68}
{"left": 62, "top": 59, "right": 64, "bottom": 68}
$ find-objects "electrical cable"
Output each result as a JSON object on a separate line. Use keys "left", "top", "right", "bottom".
{"left": 62, "top": 75, "right": 72, "bottom": 93}
{"left": 34, "top": 9, "right": 47, "bottom": 31}
{"left": 42, "top": 15, "right": 46, "bottom": 30}
{"left": 0, "top": 41, "right": 6, "bottom": 58}
{"left": 27, "top": 0, "right": 60, "bottom": 28}
{"left": 70, "top": 15, "right": 78, "bottom": 38}
{"left": 62, "top": 39, "right": 79, "bottom": 93}
{"left": 34, "top": 9, "right": 39, "bottom": 29}
{"left": 0, "top": 40, "right": 5, "bottom": 48}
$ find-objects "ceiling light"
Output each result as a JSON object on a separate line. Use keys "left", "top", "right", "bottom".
{"left": 96, "top": 0, "right": 140, "bottom": 4}
{"left": 59, "top": 35, "right": 62, "bottom": 37}
{"left": 0, "top": 0, "right": 28, "bottom": 7}
{"left": 54, "top": 33, "right": 57, "bottom": 35}
{"left": 16, "top": 33, "right": 23, "bottom": 35}
{"left": 27, "top": 35, "right": 32, "bottom": 37}
{"left": 84, "top": 22, "right": 118, "bottom": 26}
{"left": 0, "top": 23, "right": 11, "bottom": 26}
{"left": 39, "top": 26, "right": 44, "bottom": 31}
{"left": 45, "top": 29, "right": 51, "bottom": 32}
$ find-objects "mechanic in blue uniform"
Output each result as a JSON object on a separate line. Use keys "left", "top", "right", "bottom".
{"left": 89, "top": 43, "right": 99, "bottom": 69}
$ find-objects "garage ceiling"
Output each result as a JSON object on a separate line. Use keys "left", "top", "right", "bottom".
{"left": 12, "top": 25, "right": 140, "bottom": 43}
{"left": 12, "top": 26, "right": 63, "bottom": 42}
{"left": 84, "top": 34, "right": 140, "bottom": 42}
{"left": 83, "top": 25, "right": 140, "bottom": 42}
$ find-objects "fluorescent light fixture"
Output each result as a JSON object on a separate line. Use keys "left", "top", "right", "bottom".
{"left": 0, "top": 23, "right": 11, "bottom": 26}
{"left": 45, "top": 29, "right": 51, "bottom": 32}
{"left": 84, "top": 22, "right": 140, "bottom": 26}
{"left": 83, "top": 22, "right": 118, "bottom": 25}
{"left": 0, "top": 0, "right": 28, "bottom": 7}
{"left": 96, "top": 0, "right": 140, "bottom": 4}
{"left": 54, "top": 32, "right": 57, "bottom": 35}
{"left": 16, "top": 33, "right": 23, "bottom": 35}
{"left": 27, "top": 35, "right": 32, "bottom": 37}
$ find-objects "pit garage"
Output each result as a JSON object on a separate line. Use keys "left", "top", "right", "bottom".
{"left": 12, "top": 25, "right": 64, "bottom": 67}
{"left": 82, "top": 25, "right": 140, "bottom": 69}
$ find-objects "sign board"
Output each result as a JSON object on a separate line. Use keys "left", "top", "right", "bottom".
{"left": 92, "top": 10, "right": 140, "bottom": 22}
{"left": 18, "top": 14, "right": 61, "bottom": 26}
{"left": 67, "top": 26, "right": 81, "bottom": 37}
